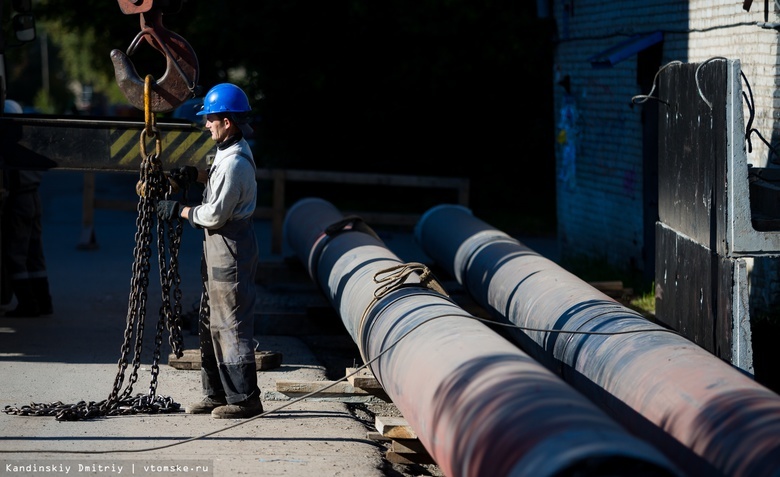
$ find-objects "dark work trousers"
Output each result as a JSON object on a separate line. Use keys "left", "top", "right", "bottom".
{"left": 198, "top": 217, "right": 260, "bottom": 404}
{"left": 3, "top": 189, "right": 47, "bottom": 281}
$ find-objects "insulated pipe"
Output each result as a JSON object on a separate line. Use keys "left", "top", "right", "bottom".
{"left": 414, "top": 204, "right": 780, "bottom": 477}
{"left": 284, "top": 198, "right": 682, "bottom": 477}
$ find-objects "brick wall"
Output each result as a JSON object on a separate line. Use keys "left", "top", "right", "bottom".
{"left": 551, "top": 0, "right": 779, "bottom": 297}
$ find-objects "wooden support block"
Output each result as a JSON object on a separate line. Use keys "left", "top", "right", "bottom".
{"left": 375, "top": 416, "right": 417, "bottom": 439}
{"left": 373, "top": 417, "right": 435, "bottom": 466}
{"left": 385, "top": 450, "right": 436, "bottom": 466}
{"left": 346, "top": 367, "right": 381, "bottom": 389}
{"left": 588, "top": 280, "right": 626, "bottom": 298}
{"left": 366, "top": 431, "right": 390, "bottom": 442}
{"left": 588, "top": 280, "right": 624, "bottom": 291}
{"left": 588, "top": 280, "right": 623, "bottom": 291}
{"left": 168, "top": 349, "right": 282, "bottom": 370}
{"left": 276, "top": 379, "right": 368, "bottom": 397}
{"left": 391, "top": 438, "right": 428, "bottom": 455}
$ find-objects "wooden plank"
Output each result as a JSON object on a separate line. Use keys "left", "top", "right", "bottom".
{"left": 375, "top": 416, "right": 417, "bottom": 439}
{"left": 385, "top": 450, "right": 435, "bottom": 466}
{"left": 168, "top": 349, "right": 282, "bottom": 370}
{"left": 587, "top": 280, "right": 623, "bottom": 291}
{"left": 366, "top": 431, "right": 390, "bottom": 442}
{"left": 276, "top": 379, "right": 368, "bottom": 396}
{"left": 391, "top": 438, "right": 428, "bottom": 454}
{"left": 346, "top": 367, "right": 381, "bottom": 389}
{"left": 587, "top": 280, "right": 627, "bottom": 298}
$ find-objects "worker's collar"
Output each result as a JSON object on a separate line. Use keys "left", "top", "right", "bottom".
{"left": 216, "top": 132, "right": 243, "bottom": 150}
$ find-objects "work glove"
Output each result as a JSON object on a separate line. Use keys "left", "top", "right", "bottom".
{"left": 157, "top": 200, "right": 180, "bottom": 221}
{"left": 179, "top": 165, "right": 199, "bottom": 183}
{"left": 168, "top": 165, "right": 199, "bottom": 192}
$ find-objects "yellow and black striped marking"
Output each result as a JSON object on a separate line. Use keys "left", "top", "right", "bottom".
{"left": 110, "top": 126, "right": 215, "bottom": 169}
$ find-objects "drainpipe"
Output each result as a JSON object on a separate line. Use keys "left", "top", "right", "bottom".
{"left": 413, "top": 204, "right": 780, "bottom": 477}
{"left": 284, "top": 197, "right": 682, "bottom": 477}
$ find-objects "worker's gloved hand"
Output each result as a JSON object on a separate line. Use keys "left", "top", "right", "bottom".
{"left": 179, "top": 166, "right": 199, "bottom": 184}
{"left": 168, "top": 165, "right": 199, "bottom": 192}
{"left": 157, "top": 200, "right": 180, "bottom": 221}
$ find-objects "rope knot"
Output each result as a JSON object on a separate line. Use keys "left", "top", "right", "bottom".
{"left": 373, "top": 262, "right": 448, "bottom": 299}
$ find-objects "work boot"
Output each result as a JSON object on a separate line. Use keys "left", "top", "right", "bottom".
{"left": 211, "top": 398, "right": 264, "bottom": 419}
{"left": 4, "top": 279, "right": 39, "bottom": 317}
{"left": 31, "top": 277, "right": 53, "bottom": 315}
{"left": 185, "top": 395, "right": 227, "bottom": 414}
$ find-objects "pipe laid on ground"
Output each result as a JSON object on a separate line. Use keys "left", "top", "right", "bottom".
{"left": 413, "top": 204, "right": 780, "bottom": 477}
{"left": 283, "top": 197, "right": 682, "bottom": 477}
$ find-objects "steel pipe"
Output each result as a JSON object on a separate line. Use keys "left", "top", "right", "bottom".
{"left": 414, "top": 204, "right": 780, "bottom": 477}
{"left": 284, "top": 197, "right": 682, "bottom": 477}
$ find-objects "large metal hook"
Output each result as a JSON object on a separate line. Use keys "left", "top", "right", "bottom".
{"left": 110, "top": 7, "right": 199, "bottom": 113}
{"left": 116, "top": 0, "right": 154, "bottom": 15}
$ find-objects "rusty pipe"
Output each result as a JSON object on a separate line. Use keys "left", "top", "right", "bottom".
{"left": 414, "top": 204, "right": 780, "bottom": 477}
{"left": 284, "top": 197, "right": 682, "bottom": 477}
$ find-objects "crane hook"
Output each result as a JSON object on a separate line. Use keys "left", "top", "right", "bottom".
{"left": 110, "top": 7, "right": 199, "bottom": 113}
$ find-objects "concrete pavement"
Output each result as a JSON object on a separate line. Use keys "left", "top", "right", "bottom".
{"left": 0, "top": 170, "right": 397, "bottom": 477}
{"left": 0, "top": 169, "right": 559, "bottom": 477}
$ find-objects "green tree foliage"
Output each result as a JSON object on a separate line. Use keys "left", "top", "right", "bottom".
{"left": 42, "top": 21, "right": 127, "bottom": 105}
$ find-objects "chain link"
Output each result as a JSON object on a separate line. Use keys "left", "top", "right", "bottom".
{"left": 3, "top": 113, "right": 187, "bottom": 421}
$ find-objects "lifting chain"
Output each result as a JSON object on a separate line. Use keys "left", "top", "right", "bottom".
{"left": 3, "top": 76, "right": 186, "bottom": 421}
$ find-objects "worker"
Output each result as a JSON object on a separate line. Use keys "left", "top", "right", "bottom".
{"left": 156, "top": 83, "right": 262, "bottom": 419}
{"left": 1, "top": 99, "right": 53, "bottom": 318}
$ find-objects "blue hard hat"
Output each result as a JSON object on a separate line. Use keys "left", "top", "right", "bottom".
{"left": 4, "top": 99, "right": 23, "bottom": 114}
{"left": 196, "top": 83, "right": 251, "bottom": 116}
